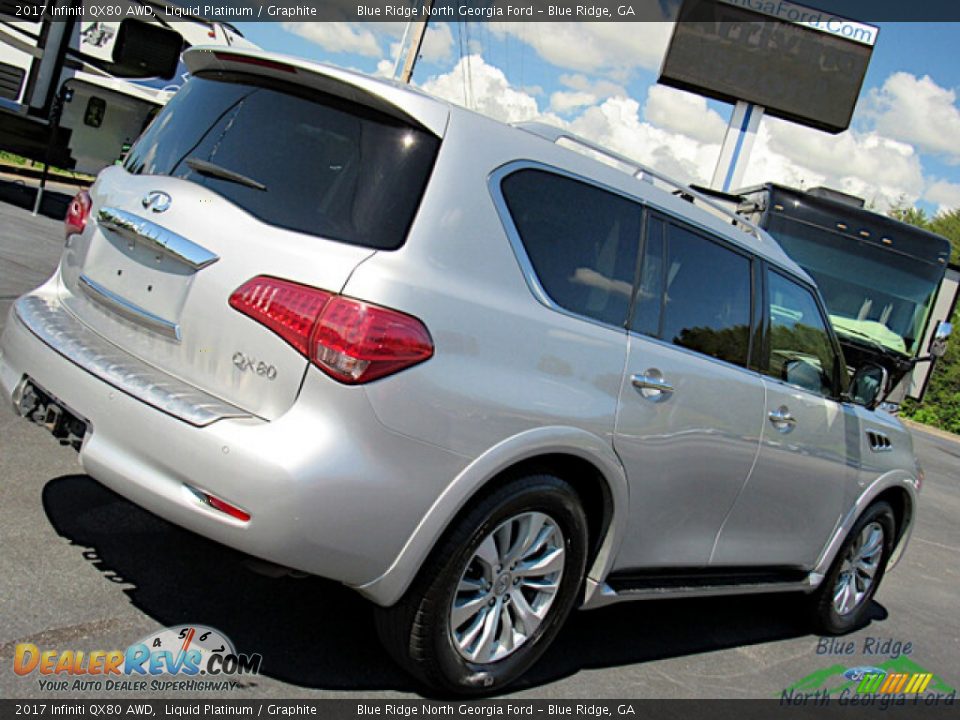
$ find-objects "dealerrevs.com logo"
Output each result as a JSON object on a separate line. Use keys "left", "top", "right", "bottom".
{"left": 14, "top": 625, "right": 262, "bottom": 692}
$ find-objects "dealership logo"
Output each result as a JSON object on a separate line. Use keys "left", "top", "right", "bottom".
{"left": 14, "top": 625, "right": 261, "bottom": 691}
{"left": 781, "top": 656, "right": 955, "bottom": 705}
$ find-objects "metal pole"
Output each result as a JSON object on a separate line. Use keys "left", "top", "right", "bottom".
{"left": 710, "top": 101, "right": 765, "bottom": 193}
{"left": 32, "top": 82, "right": 68, "bottom": 216}
{"left": 399, "top": 0, "right": 435, "bottom": 84}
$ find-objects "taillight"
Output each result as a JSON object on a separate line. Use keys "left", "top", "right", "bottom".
{"left": 312, "top": 296, "right": 434, "bottom": 384}
{"left": 229, "top": 277, "right": 331, "bottom": 355}
{"left": 65, "top": 190, "right": 91, "bottom": 239}
{"left": 229, "top": 276, "right": 433, "bottom": 384}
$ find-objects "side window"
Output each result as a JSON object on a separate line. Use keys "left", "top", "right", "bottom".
{"left": 766, "top": 271, "right": 839, "bottom": 397}
{"left": 501, "top": 169, "right": 641, "bottom": 327}
{"left": 657, "top": 223, "right": 752, "bottom": 367}
{"left": 630, "top": 215, "right": 664, "bottom": 337}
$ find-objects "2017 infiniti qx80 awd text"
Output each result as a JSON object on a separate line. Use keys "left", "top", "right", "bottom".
{"left": 0, "top": 47, "right": 921, "bottom": 694}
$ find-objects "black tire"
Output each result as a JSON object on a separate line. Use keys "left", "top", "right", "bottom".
{"left": 810, "top": 501, "right": 896, "bottom": 635}
{"left": 374, "top": 474, "right": 589, "bottom": 696}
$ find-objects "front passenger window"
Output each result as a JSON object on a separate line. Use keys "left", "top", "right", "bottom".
{"left": 766, "top": 271, "right": 839, "bottom": 397}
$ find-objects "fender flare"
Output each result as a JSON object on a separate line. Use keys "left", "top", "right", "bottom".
{"left": 351, "top": 426, "right": 630, "bottom": 607}
{"left": 811, "top": 469, "right": 919, "bottom": 583}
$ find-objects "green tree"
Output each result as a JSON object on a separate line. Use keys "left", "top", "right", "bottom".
{"left": 892, "top": 205, "right": 960, "bottom": 432}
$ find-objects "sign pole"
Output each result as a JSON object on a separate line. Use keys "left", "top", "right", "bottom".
{"left": 710, "top": 100, "right": 764, "bottom": 193}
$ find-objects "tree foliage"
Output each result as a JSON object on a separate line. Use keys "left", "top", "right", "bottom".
{"left": 890, "top": 205, "right": 960, "bottom": 432}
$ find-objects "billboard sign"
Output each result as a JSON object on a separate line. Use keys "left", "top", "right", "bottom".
{"left": 659, "top": 0, "right": 878, "bottom": 133}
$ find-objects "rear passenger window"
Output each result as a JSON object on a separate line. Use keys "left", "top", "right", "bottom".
{"left": 657, "top": 223, "right": 752, "bottom": 367}
{"left": 501, "top": 169, "right": 641, "bottom": 327}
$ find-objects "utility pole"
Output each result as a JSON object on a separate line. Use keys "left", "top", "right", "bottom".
{"left": 399, "top": 0, "right": 435, "bottom": 84}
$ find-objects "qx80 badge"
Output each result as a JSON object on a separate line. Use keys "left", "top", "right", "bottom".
{"left": 233, "top": 352, "right": 278, "bottom": 380}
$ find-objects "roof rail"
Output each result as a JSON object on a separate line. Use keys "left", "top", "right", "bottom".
{"left": 513, "top": 121, "right": 765, "bottom": 242}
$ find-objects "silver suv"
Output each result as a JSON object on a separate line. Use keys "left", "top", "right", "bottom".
{"left": 0, "top": 47, "right": 921, "bottom": 695}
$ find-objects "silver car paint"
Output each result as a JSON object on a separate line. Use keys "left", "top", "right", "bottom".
{"left": 0, "top": 46, "right": 920, "bottom": 609}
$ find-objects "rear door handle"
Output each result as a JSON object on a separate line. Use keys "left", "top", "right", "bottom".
{"left": 768, "top": 406, "right": 797, "bottom": 433}
{"left": 631, "top": 371, "right": 674, "bottom": 402}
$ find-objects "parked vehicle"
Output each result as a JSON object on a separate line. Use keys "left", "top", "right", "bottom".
{"left": 694, "top": 183, "right": 957, "bottom": 409}
{"left": 0, "top": 0, "right": 255, "bottom": 174}
{"left": 0, "top": 46, "right": 923, "bottom": 695}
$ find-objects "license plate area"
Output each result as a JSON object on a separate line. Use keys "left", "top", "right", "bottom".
{"left": 13, "top": 377, "right": 88, "bottom": 452}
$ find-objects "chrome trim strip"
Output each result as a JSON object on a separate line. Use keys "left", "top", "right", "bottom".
{"left": 97, "top": 207, "right": 219, "bottom": 270}
{"left": 14, "top": 295, "right": 250, "bottom": 427}
{"left": 79, "top": 274, "right": 181, "bottom": 341}
{"left": 581, "top": 574, "right": 821, "bottom": 610}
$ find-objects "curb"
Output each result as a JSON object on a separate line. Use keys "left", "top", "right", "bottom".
{"left": 900, "top": 417, "right": 960, "bottom": 444}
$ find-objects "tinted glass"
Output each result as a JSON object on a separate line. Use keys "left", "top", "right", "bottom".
{"left": 660, "top": 224, "right": 751, "bottom": 366}
{"left": 631, "top": 215, "right": 664, "bottom": 337}
{"left": 767, "top": 271, "right": 838, "bottom": 397}
{"left": 767, "top": 214, "right": 942, "bottom": 355}
{"left": 124, "top": 74, "right": 440, "bottom": 250}
{"left": 501, "top": 170, "right": 641, "bottom": 327}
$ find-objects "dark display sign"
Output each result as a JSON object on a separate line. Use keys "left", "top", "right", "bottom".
{"left": 659, "top": 0, "right": 877, "bottom": 133}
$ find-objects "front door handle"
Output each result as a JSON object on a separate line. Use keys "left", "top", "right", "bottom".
{"left": 768, "top": 405, "right": 797, "bottom": 433}
{"left": 631, "top": 370, "right": 674, "bottom": 402}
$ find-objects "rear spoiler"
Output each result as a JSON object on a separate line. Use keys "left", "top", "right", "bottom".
{"left": 184, "top": 47, "right": 449, "bottom": 137}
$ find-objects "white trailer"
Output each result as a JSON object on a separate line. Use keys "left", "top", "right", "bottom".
{"left": 0, "top": 0, "right": 256, "bottom": 175}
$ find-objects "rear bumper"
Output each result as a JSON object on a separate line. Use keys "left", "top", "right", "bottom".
{"left": 1, "top": 287, "right": 469, "bottom": 602}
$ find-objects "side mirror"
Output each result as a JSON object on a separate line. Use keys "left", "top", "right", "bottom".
{"left": 108, "top": 20, "right": 182, "bottom": 80}
{"left": 848, "top": 363, "right": 889, "bottom": 410}
{"left": 929, "top": 320, "right": 952, "bottom": 359}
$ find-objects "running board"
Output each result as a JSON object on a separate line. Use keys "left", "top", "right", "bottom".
{"left": 581, "top": 568, "right": 823, "bottom": 609}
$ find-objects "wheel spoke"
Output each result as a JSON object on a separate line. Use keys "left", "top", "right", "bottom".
{"left": 475, "top": 535, "right": 500, "bottom": 572}
{"left": 451, "top": 593, "right": 490, "bottom": 629}
{"left": 456, "top": 606, "right": 488, "bottom": 653}
{"left": 510, "top": 589, "right": 541, "bottom": 635}
{"left": 472, "top": 599, "right": 502, "bottom": 663}
{"left": 517, "top": 546, "right": 565, "bottom": 578}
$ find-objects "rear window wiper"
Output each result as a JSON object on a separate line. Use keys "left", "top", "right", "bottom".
{"left": 185, "top": 158, "right": 267, "bottom": 192}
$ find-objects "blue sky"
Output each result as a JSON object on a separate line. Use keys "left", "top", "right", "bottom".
{"left": 236, "top": 20, "right": 960, "bottom": 215}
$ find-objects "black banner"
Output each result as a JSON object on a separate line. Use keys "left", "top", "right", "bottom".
{"left": 3, "top": 0, "right": 960, "bottom": 23}
{"left": 2, "top": 699, "right": 959, "bottom": 720}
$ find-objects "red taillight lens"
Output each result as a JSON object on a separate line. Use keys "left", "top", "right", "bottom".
{"left": 229, "top": 276, "right": 433, "bottom": 384}
{"left": 65, "top": 190, "right": 91, "bottom": 238}
{"left": 312, "top": 296, "right": 434, "bottom": 384}
{"left": 229, "top": 277, "right": 332, "bottom": 355}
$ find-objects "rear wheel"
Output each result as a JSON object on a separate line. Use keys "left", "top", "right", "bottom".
{"left": 374, "top": 474, "right": 588, "bottom": 695}
{"left": 811, "top": 501, "right": 896, "bottom": 635}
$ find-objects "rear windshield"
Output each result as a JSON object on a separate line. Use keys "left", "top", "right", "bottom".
{"left": 124, "top": 73, "right": 440, "bottom": 250}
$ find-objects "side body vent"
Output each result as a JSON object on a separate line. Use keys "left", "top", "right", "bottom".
{"left": 866, "top": 430, "right": 892, "bottom": 452}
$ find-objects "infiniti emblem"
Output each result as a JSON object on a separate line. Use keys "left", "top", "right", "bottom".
{"left": 142, "top": 191, "right": 172, "bottom": 213}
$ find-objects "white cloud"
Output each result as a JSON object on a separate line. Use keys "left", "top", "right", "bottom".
{"left": 868, "top": 73, "right": 960, "bottom": 164}
{"left": 418, "top": 53, "right": 941, "bottom": 212}
{"left": 644, "top": 85, "right": 727, "bottom": 145}
{"left": 746, "top": 117, "right": 926, "bottom": 209}
{"left": 549, "top": 90, "right": 597, "bottom": 114}
{"left": 488, "top": 22, "right": 673, "bottom": 76}
{"left": 925, "top": 180, "right": 960, "bottom": 214}
{"left": 281, "top": 22, "right": 381, "bottom": 58}
{"left": 419, "top": 55, "right": 539, "bottom": 123}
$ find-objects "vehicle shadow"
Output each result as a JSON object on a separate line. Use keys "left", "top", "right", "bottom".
{"left": 42, "top": 474, "right": 888, "bottom": 695}
{"left": 0, "top": 178, "right": 73, "bottom": 220}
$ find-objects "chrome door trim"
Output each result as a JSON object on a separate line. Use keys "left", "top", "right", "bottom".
{"left": 79, "top": 273, "right": 181, "bottom": 341}
{"left": 97, "top": 207, "right": 220, "bottom": 270}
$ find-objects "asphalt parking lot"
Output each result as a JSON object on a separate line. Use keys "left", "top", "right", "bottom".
{"left": 0, "top": 193, "right": 958, "bottom": 700}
